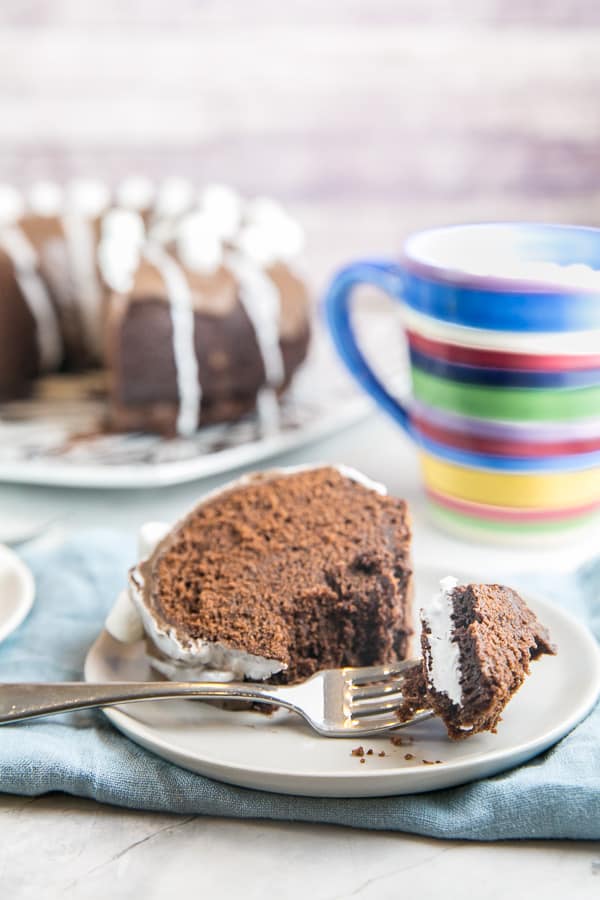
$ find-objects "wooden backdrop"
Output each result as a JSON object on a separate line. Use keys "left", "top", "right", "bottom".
{"left": 1, "top": 1, "right": 599, "bottom": 285}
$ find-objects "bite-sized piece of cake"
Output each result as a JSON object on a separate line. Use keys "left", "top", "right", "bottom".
{"left": 99, "top": 195, "right": 311, "bottom": 436}
{"left": 420, "top": 577, "right": 556, "bottom": 740}
{"left": 107, "top": 465, "right": 413, "bottom": 682}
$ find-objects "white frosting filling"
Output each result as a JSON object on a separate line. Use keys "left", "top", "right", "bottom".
{"left": 422, "top": 576, "right": 462, "bottom": 706}
{"left": 107, "top": 465, "right": 387, "bottom": 682}
{"left": 28, "top": 180, "right": 64, "bottom": 217}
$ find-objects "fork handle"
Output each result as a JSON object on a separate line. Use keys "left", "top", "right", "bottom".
{"left": 0, "top": 681, "right": 296, "bottom": 724}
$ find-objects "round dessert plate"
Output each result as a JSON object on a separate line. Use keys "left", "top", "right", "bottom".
{"left": 0, "top": 544, "right": 35, "bottom": 645}
{"left": 84, "top": 568, "right": 600, "bottom": 798}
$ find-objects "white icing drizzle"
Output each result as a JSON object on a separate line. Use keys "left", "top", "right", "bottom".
{"left": 61, "top": 211, "right": 105, "bottom": 359}
{"left": 143, "top": 243, "right": 201, "bottom": 436}
{"left": 58, "top": 179, "right": 111, "bottom": 360}
{"left": 0, "top": 226, "right": 63, "bottom": 371}
{"left": 226, "top": 250, "right": 285, "bottom": 431}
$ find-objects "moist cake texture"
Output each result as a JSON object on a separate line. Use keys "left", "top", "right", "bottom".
{"left": 420, "top": 580, "right": 556, "bottom": 739}
{"left": 131, "top": 466, "right": 413, "bottom": 683}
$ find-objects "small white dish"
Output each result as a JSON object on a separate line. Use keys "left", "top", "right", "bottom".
{"left": 84, "top": 567, "right": 600, "bottom": 798}
{"left": 0, "top": 544, "right": 35, "bottom": 644}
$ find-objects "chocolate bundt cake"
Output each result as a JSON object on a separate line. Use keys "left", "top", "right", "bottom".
{"left": 0, "top": 179, "right": 311, "bottom": 435}
{"left": 107, "top": 465, "right": 414, "bottom": 683}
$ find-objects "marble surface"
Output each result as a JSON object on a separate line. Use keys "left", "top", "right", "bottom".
{"left": 1, "top": 794, "right": 599, "bottom": 899}
{"left": 0, "top": 414, "right": 599, "bottom": 897}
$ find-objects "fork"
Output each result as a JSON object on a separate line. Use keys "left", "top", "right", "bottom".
{"left": 0, "top": 660, "right": 432, "bottom": 736}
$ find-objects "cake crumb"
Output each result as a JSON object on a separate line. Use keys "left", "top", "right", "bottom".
{"left": 422, "top": 759, "right": 443, "bottom": 765}
{"left": 351, "top": 746, "right": 365, "bottom": 757}
{"left": 390, "top": 734, "right": 414, "bottom": 747}
{"left": 359, "top": 758, "right": 366, "bottom": 764}
{"left": 378, "top": 751, "right": 386, "bottom": 757}
{"left": 404, "top": 753, "right": 414, "bottom": 761}
{"left": 366, "top": 748, "right": 373, "bottom": 756}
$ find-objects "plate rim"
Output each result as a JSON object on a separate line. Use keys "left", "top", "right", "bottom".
{"left": 85, "top": 591, "right": 600, "bottom": 795}
{"left": 0, "top": 394, "right": 372, "bottom": 489}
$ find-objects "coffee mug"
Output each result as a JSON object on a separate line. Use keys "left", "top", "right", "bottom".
{"left": 324, "top": 223, "right": 600, "bottom": 541}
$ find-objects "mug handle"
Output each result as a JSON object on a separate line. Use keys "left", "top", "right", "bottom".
{"left": 324, "top": 259, "right": 410, "bottom": 432}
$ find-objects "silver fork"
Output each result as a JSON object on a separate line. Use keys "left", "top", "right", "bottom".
{"left": 0, "top": 660, "right": 432, "bottom": 736}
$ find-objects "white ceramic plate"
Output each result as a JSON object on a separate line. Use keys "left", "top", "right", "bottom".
{"left": 84, "top": 567, "right": 600, "bottom": 797}
{"left": 0, "top": 544, "right": 35, "bottom": 645}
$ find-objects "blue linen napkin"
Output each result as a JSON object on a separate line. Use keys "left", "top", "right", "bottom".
{"left": 0, "top": 530, "right": 598, "bottom": 841}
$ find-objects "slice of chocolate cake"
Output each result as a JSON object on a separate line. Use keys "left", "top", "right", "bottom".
{"left": 420, "top": 577, "right": 556, "bottom": 739}
{"left": 118, "top": 465, "right": 413, "bottom": 683}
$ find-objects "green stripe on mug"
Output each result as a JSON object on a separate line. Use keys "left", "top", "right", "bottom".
{"left": 428, "top": 500, "right": 600, "bottom": 535}
{"left": 411, "top": 368, "right": 600, "bottom": 422}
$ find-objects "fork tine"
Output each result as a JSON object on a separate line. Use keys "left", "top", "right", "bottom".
{"left": 350, "top": 714, "right": 404, "bottom": 733}
{"left": 351, "top": 681, "right": 405, "bottom": 701}
{"left": 345, "top": 663, "right": 412, "bottom": 685}
{"left": 349, "top": 693, "right": 406, "bottom": 716}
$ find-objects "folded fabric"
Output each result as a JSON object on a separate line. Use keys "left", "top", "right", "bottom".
{"left": 0, "top": 531, "right": 598, "bottom": 840}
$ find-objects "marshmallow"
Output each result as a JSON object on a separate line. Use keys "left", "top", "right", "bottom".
{"left": 28, "top": 180, "right": 64, "bottom": 217}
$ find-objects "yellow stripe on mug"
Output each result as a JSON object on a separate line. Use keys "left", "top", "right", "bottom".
{"left": 420, "top": 451, "right": 600, "bottom": 510}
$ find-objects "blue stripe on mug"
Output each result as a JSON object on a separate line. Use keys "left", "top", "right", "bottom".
{"left": 417, "top": 433, "right": 600, "bottom": 473}
{"left": 409, "top": 347, "right": 600, "bottom": 389}
{"left": 402, "top": 270, "right": 600, "bottom": 333}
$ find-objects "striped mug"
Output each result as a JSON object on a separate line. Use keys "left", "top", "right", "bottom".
{"left": 324, "top": 223, "right": 600, "bottom": 541}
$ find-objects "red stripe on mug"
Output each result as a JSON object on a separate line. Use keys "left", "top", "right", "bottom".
{"left": 406, "top": 330, "right": 600, "bottom": 372}
{"left": 412, "top": 414, "right": 600, "bottom": 458}
{"left": 425, "top": 488, "right": 600, "bottom": 522}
